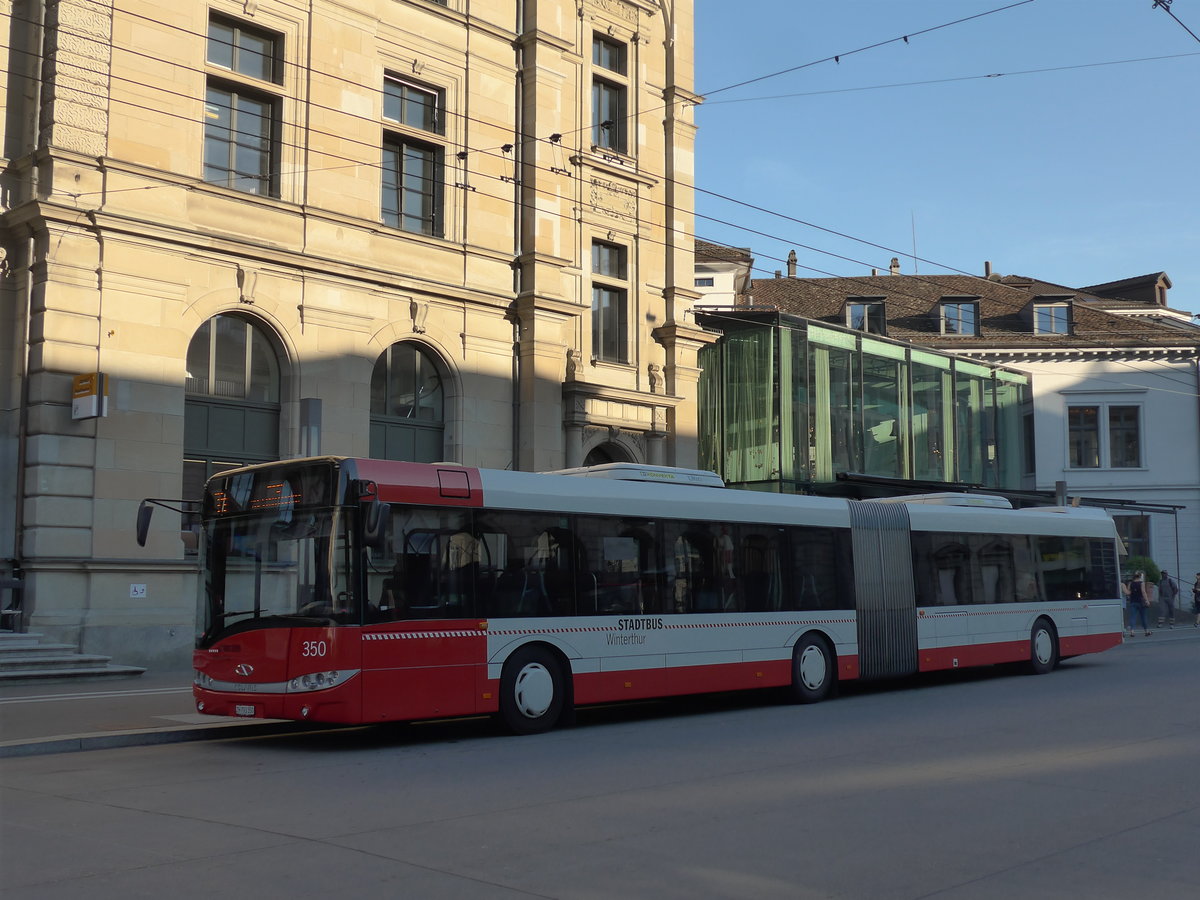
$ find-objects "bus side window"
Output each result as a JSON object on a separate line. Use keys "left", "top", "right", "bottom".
{"left": 932, "top": 538, "right": 972, "bottom": 606}
{"left": 738, "top": 528, "right": 782, "bottom": 612}
{"left": 977, "top": 537, "right": 1016, "bottom": 604}
{"left": 576, "top": 516, "right": 642, "bottom": 615}
{"left": 788, "top": 525, "right": 847, "bottom": 611}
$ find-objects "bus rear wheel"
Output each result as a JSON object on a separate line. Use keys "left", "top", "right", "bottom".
{"left": 790, "top": 634, "right": 835, "bottom": 703}
{"left": 1027, "top": 618, "right": 1059, "bottom": 675}
{"left": 499, "top": 645, "right": 566, "bottom": 734}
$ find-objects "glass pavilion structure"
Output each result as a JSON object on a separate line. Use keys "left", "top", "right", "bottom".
{"left": 696, "top": 311, "right": 1031, "bottom": 495}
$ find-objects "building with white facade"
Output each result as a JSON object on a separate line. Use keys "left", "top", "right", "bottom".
{"left": 726, "top": 260, "right": 1200, "bottom": 583}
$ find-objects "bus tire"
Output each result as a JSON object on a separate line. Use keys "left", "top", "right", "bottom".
{"left": 499, "top": 645, "right": 566, "bottom": 734}
{"left": 790, "top": 633, "right": 835, "bottom": 703}
{"left": 1027, "top": 618, "right": 1059, "bottom": 675}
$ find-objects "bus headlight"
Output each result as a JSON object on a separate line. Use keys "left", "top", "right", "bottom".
{"left": 288, "top": 670, "right": 350, "bottom": 692}
{"left": 194, "top": 670, "right": 215, "bottom": 689}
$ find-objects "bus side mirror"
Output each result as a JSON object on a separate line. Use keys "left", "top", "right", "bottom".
{"left": 362, "top": 500, "right": 391, "bottom": 551}
{"left": 136, "top": 502, "right": 154, "bottom": 547}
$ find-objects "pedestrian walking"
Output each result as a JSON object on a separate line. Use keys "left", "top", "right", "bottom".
{"left": 1157, "top": 570, "right": 1179, "bottom": 628}
{"left": 1127, "top": 571, "right": 1151, "bottom": 637}
{"left": 1193, "top": 572, "right": 1200, "bottom": 628}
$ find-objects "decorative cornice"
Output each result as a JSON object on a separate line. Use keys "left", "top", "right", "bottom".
{"left": 563, "top": 379, "right": 681, "bottom": 408}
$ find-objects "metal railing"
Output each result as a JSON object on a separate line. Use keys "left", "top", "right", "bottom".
{"left": 1, "top": 578, "right": 24, "bottom": 633}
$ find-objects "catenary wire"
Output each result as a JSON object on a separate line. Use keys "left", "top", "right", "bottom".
{"left": 2, "top": 2, "right": 1191, "bottom": 302}
{"left": 2, "top": 6, "right": 1196, "bottom": 349}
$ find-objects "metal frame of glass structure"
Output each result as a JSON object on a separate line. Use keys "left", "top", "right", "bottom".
{"left": 696, "top": 311, "right": 1030, "bottom": 494}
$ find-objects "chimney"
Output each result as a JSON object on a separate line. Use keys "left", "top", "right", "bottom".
{"left": 889, "top": 257, "right": 900, "bottom": 275}
{"left": 984, "top": 261, "right": 992, "bottom": 277}
{"left": 787, "top": 250, "right": 797, "bottom": 278}
{"left": 774, "top": 270, "right": 782, "bottom": 278}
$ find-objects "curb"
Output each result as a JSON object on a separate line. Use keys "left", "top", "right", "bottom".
{"left": 0, "top": 720, "right": 324, "bottom": 759}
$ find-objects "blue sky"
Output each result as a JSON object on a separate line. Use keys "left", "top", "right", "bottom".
{"left": 692, "top": 0, "right": 1200, "bottom": 317}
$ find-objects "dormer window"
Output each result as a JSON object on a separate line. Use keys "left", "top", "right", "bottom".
{"left": 1034, "top": 301, "right": 1072, "bottom": 335}
{"left": 940, "top": 299, "right": 978, "bottom": 336}
{"left": 846, "top": 299, "right": 886, "bottom": 334}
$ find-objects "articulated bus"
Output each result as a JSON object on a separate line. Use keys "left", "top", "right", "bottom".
{"left": 170, "top": 457, "right": 1123, "bottom": 734}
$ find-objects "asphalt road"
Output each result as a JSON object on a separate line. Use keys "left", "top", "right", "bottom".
{"left": 2, "top": 637, "right": 1198, "bottom": 899}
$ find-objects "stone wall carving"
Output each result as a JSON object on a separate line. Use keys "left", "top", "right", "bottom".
{"left": 589, "top": 178, "right": 637, "bottom": 224}
{"left": 588, "top": 0, "right": 639, "bottom": 24}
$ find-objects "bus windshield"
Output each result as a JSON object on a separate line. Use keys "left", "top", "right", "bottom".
{"left": 198, "top": 506, "right": 358, "bottom": 645}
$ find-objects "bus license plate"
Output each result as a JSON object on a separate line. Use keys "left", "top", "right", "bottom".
{"left": 234, "top": 704, "right": 256, "bottom": 717}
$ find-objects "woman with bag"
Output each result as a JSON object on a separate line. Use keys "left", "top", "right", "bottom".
{"left": 1127, "top": 571, "right": 1151, "bottom": 637}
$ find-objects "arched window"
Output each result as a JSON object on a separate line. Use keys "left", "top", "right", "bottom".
{"left": 370, "top": 342, "right": 445, "bottom": 461}
{"left": 183, "top": 314, "right": 283, "bottom": 548}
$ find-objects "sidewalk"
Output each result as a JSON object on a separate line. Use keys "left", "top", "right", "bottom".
{"left": 0, "top": 669, "right": 319, "bottom": 758}
{"left": 2, "top": 628, "right": 1197, "bottom": 758}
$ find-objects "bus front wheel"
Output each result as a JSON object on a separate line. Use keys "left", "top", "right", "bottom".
{"left": 1027, "top": 618, "right": 1059, "bottom": 675}
{"left": 790, "top": 634, "right": 835, "bottom": 703}
{"left": 499, "top": 645, "right": 566, "bottom": 734}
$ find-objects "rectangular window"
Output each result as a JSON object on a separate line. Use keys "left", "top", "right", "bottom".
{"left": 846, "top": 300, "right": 885, "bottom": 334}
{"left": 593, "top": 241, "right": 626, "bottom": 279}
{"left": 207, "top": 15, "right": 281, "bottom": 83}
{"left": 1067, "top": 403, "right": 1141, "bottom": 469}
{"left": 941, "top": 300, "right": 978, "bottom": 336}
{"left": 380, "top": 74, "right": 447, "bottom": 236}
{"left": 1108, "top": 405, "right": 1141, "bottom": 468}
{"left": 695, "top": 277, "right": 714, "bottom": 287}
{"left": 1034, "top": 303, "right": 1071, "bottom": 335}
{"left": 1113, "top": 515, "right": 1150, "bottom": 561}
{"left": 204, "top": 85, "right": 278, "bottom": 196}
{"left": 384, "top": 77, "right": 443, "bottom": 134}
{"left": 593, "top": 35, "right": 627, "bottom": 74}
{"left": 1068, "top": 405, "right": 1099, "bottom": 468}
{"left": 592, "top": 35, "right": 629, "bottom": 153}
{"left": 204, "top": 15, "right": 282, "bottom": 196}
{"left": 382, "top": 137, "right": 443, "bottom": 236}
{"left": 592, "top": 240, "right": 629, "bottom": 364}
{"left": 592, "top": 79, "right": 627, "bottom": 152}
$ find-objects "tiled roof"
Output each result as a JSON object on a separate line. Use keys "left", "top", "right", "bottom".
{"left": 743, "top": 273, "right": 1199, "bottom": 351}
{"left": 1079, "top": 273, "right": 1170, "bottom": 297}
{"left": 695, "top": 239, "right": 753, "bottom": 263}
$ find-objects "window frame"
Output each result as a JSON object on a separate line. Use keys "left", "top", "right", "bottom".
{"left": 1066, "top": 401, "right": 1143, "bottom": 469}
{"left": 384, "top": 75, "right": 445, "bottom": 135}
{"left": 380, "top": 72, "right": 448, "bottom": 237}
{"left": 940, "top": 299, "right": 979, "bottom": 336}
{"left": 381, "top": 134, "right": 445, "bottom": 237}
{"left": 591, "top": 239, "right": 631, "bottom": 365}
{"left": 845, "top": 299, "right": 886, "bottom": 335}
{"left": 591, "top": 34, "right": 630, "bottom": 154}
{"left": 203, "top": 14, "right": 284, "bottom": 197}
{"left": 1034, "top": 301, "right": 1072, "bottom": 335}
{"left": 207, "top": 13, "right": 283, "bottom": 84}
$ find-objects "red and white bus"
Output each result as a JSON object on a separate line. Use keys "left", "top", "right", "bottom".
{"left": 172, "top": 457, "right": 1123, "bottom": 733}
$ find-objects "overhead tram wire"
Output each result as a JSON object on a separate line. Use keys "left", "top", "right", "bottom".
{"left": 698, "top": 0, "right": 1037, "bottom": 98}
{"left": 0, "top": 0, "right": 1044, "bottom": 164}
{"left": 3, "top": 0, "right": 1169, "bottom": 290}
{"left": 16, "top": 44, "right": 1188, "bottom": 352}
{"left": 1153, "top": 0, "right": 1200, "bottom": 45}
{"left": 696, "top": 51, "right": 1200, "bottom": 107}
{"left": 4, "top": 13, "right": 1193, "bottom": 347}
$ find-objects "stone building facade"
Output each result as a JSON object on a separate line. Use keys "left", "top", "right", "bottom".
{"left": 0, "top": 0, "right": 708, "bottom": 668}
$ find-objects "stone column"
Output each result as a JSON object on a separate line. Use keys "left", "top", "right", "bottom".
{"left": 653, "top": 320, "right": 718, "bottom": 468}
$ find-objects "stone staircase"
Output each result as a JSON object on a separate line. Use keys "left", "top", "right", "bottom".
{"left": 0, "top": 631, "right": 146, "bottom": 682}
